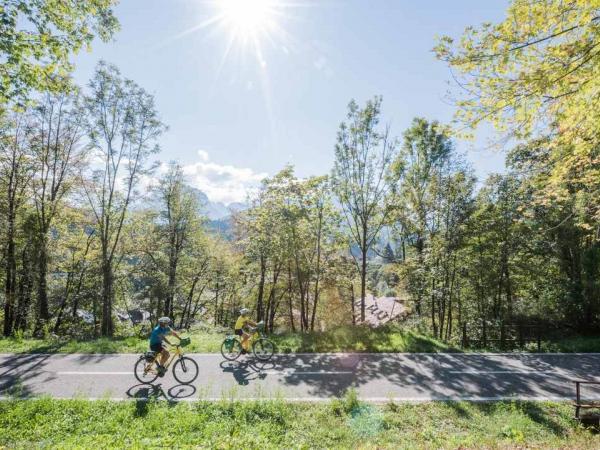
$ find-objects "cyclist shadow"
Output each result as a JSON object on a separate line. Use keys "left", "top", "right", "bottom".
{"left": 126, "top": 382, "right": 197, "bottom": 415}
{"left": 220, "top": 359, "right": 275, "bottom": 386}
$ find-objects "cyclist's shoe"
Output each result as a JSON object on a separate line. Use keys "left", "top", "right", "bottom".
{"left": 157, "top": 366, "right": 167, "bottom": 377}
{"left": 241, "top": 349, "right": 248, "bottom": 355}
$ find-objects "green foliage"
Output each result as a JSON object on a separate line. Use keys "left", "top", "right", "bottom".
{"left": 237, "top": 165, "right": 343, "bottom": 332}
{"left": 0, "top": 0, "right": 119, "bottom": 104}
{"left": 435, "top": 0, "right": 600, "bottom": 229}
{"left": 2, "top": 0, "right": 600, "bottom": 350}
{"left": 331, "top": 97, "right": 398, "bottom": 321}
{"left": 0, "top": 398, "right": 597, "bottom": 449}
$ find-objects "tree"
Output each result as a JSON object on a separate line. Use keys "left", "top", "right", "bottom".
{"left": 507, "top": 142, "right": 600, "bottom": 330}
{"left": 0, "top": 0, "right": 119, "bottom": 104}
{"left": 155, "top": 163, "right": 200, "bottom": 319}
{"left": 0, "top": 111, "right": 34, "bottom": 336}
{"left": 390, "top": 118, "right": 454, "bottom": 315}
{"left": 82, "top": 61, "right": 165, "bottom": 336}
{"left": 30, "top": 93, "right": 84, "bottom": 332}
{"left": 331, "top": 97, "right": 397, "bottom": 321}
{"left": 435, "top": 0, "right": 600, "bottom": 229}
{"left": 237, "top": 167, "right": 341, "bottom": 331}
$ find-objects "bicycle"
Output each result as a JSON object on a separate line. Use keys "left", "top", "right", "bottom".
{"left": 221, "top": 321, "right": 275, "bottom": 362}
{"left": 134, "top": 337, "right": 199, "bottom": 385}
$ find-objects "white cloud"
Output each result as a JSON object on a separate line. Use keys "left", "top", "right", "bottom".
{"left": 182, "top": 150, "right": 267, "bottom": 205}
{"left": 197, "top": 149, "right": 210, "bottom": 162}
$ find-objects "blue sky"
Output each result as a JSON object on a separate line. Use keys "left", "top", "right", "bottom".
{"left": 72, "top": 0, "right": 508, "bottom": 204}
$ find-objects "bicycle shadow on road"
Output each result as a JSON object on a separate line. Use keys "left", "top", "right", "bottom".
{"left": 220, "top": 359, "right": 274, "bottom": 386}
{"left": 126, "top": 382, "right": 197, "bottom": 415}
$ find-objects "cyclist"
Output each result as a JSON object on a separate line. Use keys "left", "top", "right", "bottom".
{"left": 149, "top": 316, "right": 181, "bottom": 376}
{"left": 234, "top": 308, "right": 256, "bottom": 353}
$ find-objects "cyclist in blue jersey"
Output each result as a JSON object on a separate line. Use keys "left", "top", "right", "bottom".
{"left": 149, "top": 317, "right": 181, "bottom": 376}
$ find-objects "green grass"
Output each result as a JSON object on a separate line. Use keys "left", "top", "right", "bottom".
{"left": 273, "top": 324, "right": 455, "bottom": 353}
{"left": 541, "top": 336, "right": 600, "bottom": 353}
{"left": 0, "top": 324, "right": 455, "bottom": 354}
{"left": 0, "top": 396, "right": 597, "bottom": 449}
{"left": 0, "top": 324, "right": 598, "bottom": 354}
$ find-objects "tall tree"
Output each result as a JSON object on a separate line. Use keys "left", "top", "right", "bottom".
{"left": 156, "top": 163, "right": 201, "bottom": 319}
{"left": 82, "top": 62, "right": 165, "bottom": 336}
{"left": 0, "top": 112, "right": 33, "bottom": 336}
{"left": 30, "top": 93, "right": 84, "bottom": 332}
{"left": 390, "top": 118, "right": 454, "bottom": 315}
{"left": 331, "top": 97, "right": 397, "bottom": 321}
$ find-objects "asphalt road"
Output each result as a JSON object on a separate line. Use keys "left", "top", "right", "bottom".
{"left": 1, "top": 352, "right": 599, "bottom": 402}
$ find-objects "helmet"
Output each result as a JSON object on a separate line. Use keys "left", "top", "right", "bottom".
{"left": 158, "top": 316, "right": 171, "bottom": 324}
{"left": 239, "top": 308, "right": 250, "bottom": 316}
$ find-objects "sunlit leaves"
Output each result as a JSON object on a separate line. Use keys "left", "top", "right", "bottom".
{"left": 0, "top": 0, "right": 119, "bottom": 105}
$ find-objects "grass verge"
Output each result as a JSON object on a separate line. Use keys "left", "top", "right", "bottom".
{"left": 0, "top": 396, "right": 597, "bottom": 449}
{"left": 0, "top": 324, "right": 455, "bottom": 354}
{"left": 0, "top": 324, "right": 598, "bottom": 354}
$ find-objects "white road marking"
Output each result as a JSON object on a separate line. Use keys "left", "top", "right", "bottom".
{"left": 449, "top": 370, "right": 558, "bottom": 375}
{"left": 52, "top": 370, "right": 352, "bottom": 376}
{"left": 263, "top": 370, "right": 353, "bottom": 375}
{"left": 56, "top": 371, "right": 131, "bottom": 375}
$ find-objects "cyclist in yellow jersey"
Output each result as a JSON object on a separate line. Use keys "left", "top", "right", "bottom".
{"left": 234, "top": 308, "right": 256, "bottom": 353}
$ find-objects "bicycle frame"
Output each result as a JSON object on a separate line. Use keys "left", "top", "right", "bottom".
{"left": 145, "top": 344, "right": 184, "bottom": 373}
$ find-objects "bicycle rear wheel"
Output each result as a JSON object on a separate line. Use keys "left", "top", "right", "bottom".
{"left": 172, "top": 356, "right": 199, "bottom": 384}
{"left": 221, "top": 338, "right": 243, "bottom": 361}
{"left": 134, "top": 356, "right": 159, "bottom": 384}
{"left": 253, "top": 338, "right": 275, "bottom": 361}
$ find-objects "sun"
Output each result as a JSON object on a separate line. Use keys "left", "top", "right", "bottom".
{"left": 166, "top": 0, "right": 295, "bottom": 69}
{"left": 218, "top": 0, "right": 278, "bottom": 37}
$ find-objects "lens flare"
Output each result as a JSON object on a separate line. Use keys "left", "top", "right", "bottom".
{"left": 219, "top": 0, "right": 278, "bottom": 37}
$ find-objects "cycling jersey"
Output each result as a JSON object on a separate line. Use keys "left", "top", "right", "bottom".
{"left": 149, "top": 325, "right": 171, "bottom": 346}
{"left": 234, "top": 316, "right": 249, "bottom": 330}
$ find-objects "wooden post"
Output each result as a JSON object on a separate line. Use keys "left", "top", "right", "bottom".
{"left": 518, "top": 323, "right": 524, "bottom": 348}
{"left": 500, "top": 322, "right": 505, "bottom": 350}
{"left": 462, "top": 323, "right": 468, "bottom": 348}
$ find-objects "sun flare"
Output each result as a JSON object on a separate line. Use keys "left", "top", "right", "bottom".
{"left": 218, "top": 0, "right": 278, "bottom": 37}
{"left": 167, "top": 0, "right": 294, "bottom": 70}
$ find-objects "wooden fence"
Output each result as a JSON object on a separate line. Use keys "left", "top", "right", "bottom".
{"left": 461, "top": 322, "right": 542, "bottom": 351}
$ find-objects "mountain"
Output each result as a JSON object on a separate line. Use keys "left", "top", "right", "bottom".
{"left": 187, "top": 187, "right": 247, "bottom": 221}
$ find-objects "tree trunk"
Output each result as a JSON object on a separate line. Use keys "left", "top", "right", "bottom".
{"left": 257, "top": 255, "right": 266, "bottom": 322}
{"left": 165, "top": 237, "right": 177, "bottom": 318}
{"left": 101, "top": 258, "right": 114, "bottom": 337}
{"left": 3, "top": 220, "right": 17, "bottom": 337}
{"left": 36, "top": 233, "right": 51, "bottom": 331}
{"left": 350, "top": 283, "right": 356, "bottom": 325}
{"left": 213, "top": 276, "right": 220, "bottom": 326}
{"left": 287, "top": 265, "right": 295, "bottom": 332}
{"left": 310, "top": 210, "right": 323, "bottom": 331}
{"left": 15, "top": 244, "right": 34, "bottom": 332}
{"left": 431, "top": 278, "right": 438, "bottom": 339}
{"left": 360, "top": 243, "right": 367, "bottom": 323}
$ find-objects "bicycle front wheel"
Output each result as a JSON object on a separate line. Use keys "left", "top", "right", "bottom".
{"left": 253, "top": 338, "right": 275, "bottom": 361}
{"left": 172, "top": 356, "right": 199, "bottom": 384}
{"left": 134, "top": 356, "right": 159, "bottom": 384}
{"left": 221, "top": 339, "right": 243, "bottom": 361}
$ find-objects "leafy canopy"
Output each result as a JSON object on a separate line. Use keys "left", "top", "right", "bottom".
{"left": 435, "top": 0, "right": 600, "bottom": 225}
{"left": 0, "top": 0, "right": 119, "bottom": 104}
